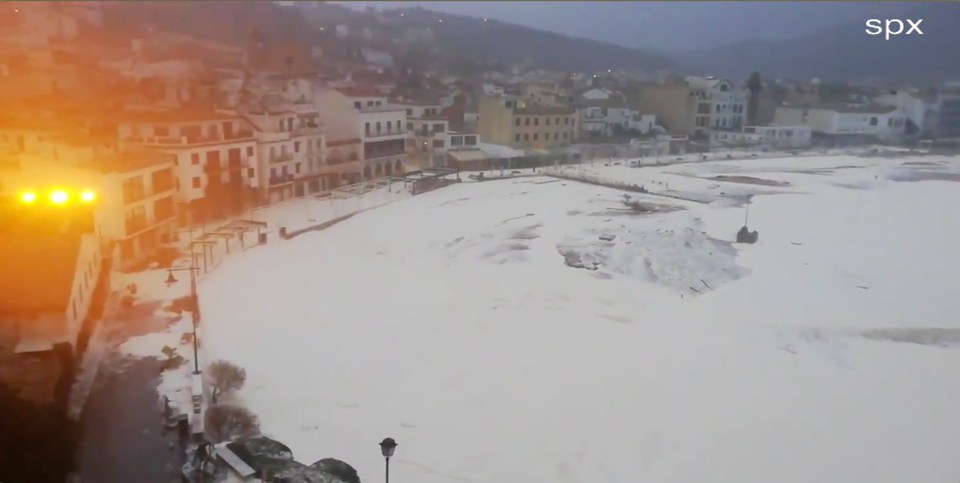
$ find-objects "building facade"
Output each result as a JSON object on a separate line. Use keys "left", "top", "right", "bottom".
{"left": 117, "top": 110, "right": 259, "bottom": 225}
{"left": 478, "top": 95, "right": 578, "bottom": 150}
{"left": 400, "top": 102, "right": 449, "bottom": 169}
{"left": 774, "top": 105, "right": 906, "bottom": 142}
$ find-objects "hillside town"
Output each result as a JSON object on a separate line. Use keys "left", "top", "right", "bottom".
{"left": 1, "top": 2, "right": 960, "bottom": 483}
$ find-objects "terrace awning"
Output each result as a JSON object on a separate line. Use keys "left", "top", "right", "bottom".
{"left": 449, "top": 150, "right": 489, "bottom": 163}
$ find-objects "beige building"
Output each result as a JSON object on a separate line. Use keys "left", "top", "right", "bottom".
{"left": 117, "top": 109, "right": 259, "bottom": 224}
{"left": 636, "top": 82, "right": 700, "bottom": 136}
{"left": 242, "top": 105, "right": 326, "bottom": 204}
{"left": 478, "top": 95, "right": 578, "bottom": 150}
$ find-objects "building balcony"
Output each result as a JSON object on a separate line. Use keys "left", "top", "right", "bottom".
{"left": 269, "top": 174, "right": 295, "bottom": 186}
{"left": 327, "top": 155, "right": 360, "bottom": 166}
{"left": 363, "top": 130, "right": 409, "bottom": 140}
{"left": 365, "top": 150, "right": 407, "bottom": 161}
{"left": 123, "top": 131, "right": 255, "bottom": 147}
{"left": 269, "top": 154, "right": 295, "bottom": 164}
{"left": 293, "top": 125, "right": 324, "bottom": 136}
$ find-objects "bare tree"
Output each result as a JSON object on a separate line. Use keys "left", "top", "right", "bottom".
{"left": 206, "top": 360, "right": 246, "bottom": 404}
{"left": 205, "top": 404, "right": 261, "bottom": 443}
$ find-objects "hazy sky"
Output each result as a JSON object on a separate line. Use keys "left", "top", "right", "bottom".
{"left": 335, "top": 1, "right": 918, "bottom": 53}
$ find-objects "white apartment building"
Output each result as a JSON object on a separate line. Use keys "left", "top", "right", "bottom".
{"left": 334, "top": 87, "right": 410, "bottom": 178}
{"left": 398, "top": 102, "right": 449, "bottom": 168}
{"left": 685, "top": 76, "right": 748, "bottom": 135}
{"left": 774, "top": 105, "right": 906, "bottom": 142}
{"left": 576, "top": 99, "right": 634, "bottom": 138}
{"left": 117, "top": 110, "right": 259, "bottom": 225}
{"left": 242, "top": 105, "right": 326, "bottom": 204}
{"left": 875, "top": 90, "right": 926, "bottom": 135}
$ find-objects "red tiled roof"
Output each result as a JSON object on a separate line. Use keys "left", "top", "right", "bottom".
{"left": 0, "top": 233, "right": 81, "bottom": 313}
{"left": 118, "top": 109, "right": 239, "bottom": 124}
{"left": 335, "top": 86, "right": 384, "bottom": 98}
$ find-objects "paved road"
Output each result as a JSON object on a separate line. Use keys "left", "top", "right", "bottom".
{"left": 75, "top": 302, "right": 186, "bottom": 483}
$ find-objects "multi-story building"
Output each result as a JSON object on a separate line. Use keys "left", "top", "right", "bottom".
{"left": 637, "top": 77, "right": 748, "bottom": 138}
{"left": 685, "top": 76, "right": 748, "bottom": 134}
{"left": 0, "top": 133, "right": 176, "bottom": 269}
{"left": 922, "top": 90, "right": 960, "bottom": 139}
{"left": 636, "top": 81, "right": 699, "bottom": 136}
{"left": 93, "top": 151, "right": 178, "bottom": 267}
{"left": 117, "top": 109, "right": 259, "bottom": 225}
{"left": 575, "top": 98, "right": 634, "bottom": 138}
{"left": 774, "top": 105, "right": 906, "bottom": 142}
{"left": 398, "top": 101, "right": 449, "bottom": 168}
{"left": 874, "top": 90, "right": 927, "bottom": 136}
{"left": 478, "top": 95, "right": 578, "bottom": 150}
{"left": 332, "top": 87, "right": 410, "bottom": 178}
{"left": 242, "top": 104, "right": 326, "bottom": 204}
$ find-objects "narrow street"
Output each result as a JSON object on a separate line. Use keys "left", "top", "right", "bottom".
{"left": 75, "top": 301, "right": 186, "bottom": 483}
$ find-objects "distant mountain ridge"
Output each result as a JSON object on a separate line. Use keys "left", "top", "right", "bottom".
{"left": 679, "top": 3, "right": 960, "bottom": 83}
{"left": 99, "top": 2, "right": 676, "bottom": 76}
{"left": 401, "top": 9, "right": 676, "bottom": 75}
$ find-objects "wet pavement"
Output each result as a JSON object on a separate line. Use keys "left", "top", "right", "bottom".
{"left": 75, "top": 302, "right": 186, "bottom": 483}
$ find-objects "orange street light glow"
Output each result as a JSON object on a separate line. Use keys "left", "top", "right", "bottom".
{"left": 20, "top": 192, "right": 37, "bottom": 203}
{"left": 80, "top": 190, "right": 96, "bottom": 202}
{"left": 50, "top": 190, "right": 69, "bottom": 204}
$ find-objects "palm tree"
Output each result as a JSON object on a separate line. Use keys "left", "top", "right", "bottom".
{"left": 746, "top": 72, "right": 762, "bottom": 125}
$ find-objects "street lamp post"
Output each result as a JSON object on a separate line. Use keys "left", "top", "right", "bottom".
{"left": 165, "top": 260, "right": 202, "bottom": 374}
{"left": 379, "top": 437, "right": 397, "bottom": 483}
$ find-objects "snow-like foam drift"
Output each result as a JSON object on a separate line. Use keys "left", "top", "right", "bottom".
{"left": 198, "top": 155, "right": 960, "bottom": 483}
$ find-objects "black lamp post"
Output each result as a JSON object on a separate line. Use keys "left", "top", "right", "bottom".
{"left": 379, "top": 437, "right": 397, "bottom": 483}
{"left": 165, "top": 262, "right": 202, "bottom": 374}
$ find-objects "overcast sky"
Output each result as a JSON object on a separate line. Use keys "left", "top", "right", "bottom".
{"left": 334, "top": 1, "right": 918, "bottom": 53}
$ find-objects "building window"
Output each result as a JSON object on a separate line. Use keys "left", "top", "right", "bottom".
{"left": 296, "top": 163, "right": 301, "bottom": 174}
{"left": 554, "top": 132, "right": 559, "bottom": 140}
{"left": 515, "top": 134, "right": 521, "bottom": 142}
{"left": 564, "top": 118, "right": 570, "bottom": 125}
{"left": 248, "top": 167, "right": 255, "bottom": 178}
{"left": 451, "top": 136, "right": 463, "bottom": 146}
{"left": 563, "top": 132, "right": 568, "bottom": 139}
{"left": 545, "top": 118, "right": 550, "bottom": 126}
{"left": 191, "top": 153, "right": 199, "bottom": 165}
{"left": 365, "top": 123, "right": 371, "bottom": 136}
{"left": 406, "top": 109, "right": 413, "bottom": 116}
{"left": 294, "top": 141, "right": 301, "bottom": 152}
{"left": 433, "top": 139, "right": 444, "bottom": 148}
{"left": 465, "top": 136, "right": 477, "bottom": 146}
{"left": 432, "top": 123, "right": 444, "bottom": 133}
{"left": 367, "top": 101, "right": 375, "bottom": 107}
{"left": 246, "top": 146, "right": 254, "bottom": 156}
{"left": 376, "top": 121, "right": 381, "bottom": 134}
{"left": 515, "top": 118, "right": 521, "bottom": 126}
{"left": 525, "top": 118, "right": 530, "bottom": 126}
{"left": 533, "top": 133, "right": 538, "bottom": 141}
{"left": 534, "top": 118, "right": 539, "bottom": 126}
{"left": 192, "top": 177, "right": 201, "bottom": 189}
{"left": 524, "top": 133, "right": 529, "bottom": 141}
{"left": 155, "top": 126, "right": 169, "bottom": 137}
{"left": 870, "top": 117, "right": 878, "bottom": 126}
{"left": 395, "top": 120, "right": 401, "bottom": 131}
{"left": 354, "top": 101, "right": 362, "bottom": 110}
